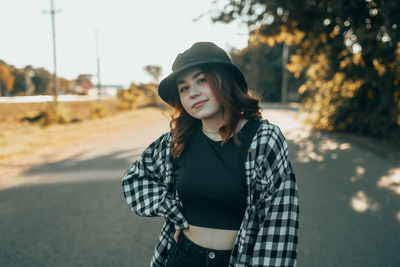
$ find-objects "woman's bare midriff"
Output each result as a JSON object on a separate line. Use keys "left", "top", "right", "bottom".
{"left": 183, "top": 224, "right": 239, "bottom": 250}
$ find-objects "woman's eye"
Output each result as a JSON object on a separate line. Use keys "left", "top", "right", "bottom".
{"left": 179, "top": 86, "right": 189, "bottom": 93}
{"left": 198, "top": 78, "right": 207, "bottom": 84}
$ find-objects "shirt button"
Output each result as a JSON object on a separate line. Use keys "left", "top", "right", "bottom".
{"left": 208, "top": 251, "right": 215, "bottom": 259}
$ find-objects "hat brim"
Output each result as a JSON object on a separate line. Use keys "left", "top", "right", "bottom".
{"left": 158, "top": 61, "right": 247, "bottom": 105}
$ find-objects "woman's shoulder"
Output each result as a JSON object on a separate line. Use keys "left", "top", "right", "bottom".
{"left": 145, "top": 131, "right": 172, "bottom": 152}
{"left": 157, "top": 131, "right": 173, "bottom": 143}
{"left": 252, "top": 119, "right": 286, "bottom": 142}
{"left": 256, "top": 119, "right": 281, "bottom": 133}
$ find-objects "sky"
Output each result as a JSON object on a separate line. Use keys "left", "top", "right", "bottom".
{"left": 0, "top": 0, "right": 250, "bottom": 86}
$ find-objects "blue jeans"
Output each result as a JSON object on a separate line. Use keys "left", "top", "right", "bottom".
{"left": 165, "top": 231, "right": 232, "bottom": 267}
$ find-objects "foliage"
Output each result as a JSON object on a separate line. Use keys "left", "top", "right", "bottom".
{"left": 213, "top": 0, "right": 400, "bottom": 139}
{"left": 23, "top": 66, "right": 36, "bottom": 95}
{"left": 143, "top": 65, "right": 162, "bottom": 84}
{"left": 19, "top": 101, "right": 73, "bottom": 126}
{"left": 19, "top": 101, "right": 114, "bottom": 126}
{"left": 90, "top": 102, "right": 107, "bottom": 119}
{"left": 10, "top": 68, "right": 27, "bottom": 95}
{"left": 31, "top": 68, "right": 53, "bottom": 95}
{"left": 117, "top": 82, "right": 165, "bottom": 110}
{"left": 0, "top": 63, "right": 15, "bottom": 96}
{"left": 231, "top": 42, "right": 303, "bottom": 101}
{"left": 0, "top": 60, "right": 74, "bottom": 96}
{"left": 9, "top": 100, "right": 122, "bottom": 127}
{"left": 58, "top": 77, "right": 74, "bottom": 95}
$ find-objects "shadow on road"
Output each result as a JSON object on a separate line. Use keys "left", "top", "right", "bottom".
{"left": 23, "top": 148, "right": 143, "bottom": 177}
{"left": 286, "top": 127, "right": 400, "bottom": 267}
{"left": 0, "top": 178, "right": 163, "bottom": 267}
{"left": 0, "top": 147, "right": 164, "bottom": 267}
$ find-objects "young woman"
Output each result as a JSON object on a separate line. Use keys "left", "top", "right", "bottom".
{"left": 122, "top": 42, "right": 299, "bottom": 267}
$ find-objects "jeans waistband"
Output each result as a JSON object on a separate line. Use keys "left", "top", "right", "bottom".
{"left": 178, "top": 231, "right": 233, "bottom": 258}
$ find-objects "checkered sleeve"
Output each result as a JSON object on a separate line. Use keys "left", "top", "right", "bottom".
{"left": 251, "top": 125, "right": 299, "bottom": 267}
{"left": 122, "top": 133, "right": 189, "bottom": 231}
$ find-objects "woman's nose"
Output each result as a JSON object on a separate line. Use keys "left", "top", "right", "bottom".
{"left": 189, "top": 86, "right": 200, "bottom": 98}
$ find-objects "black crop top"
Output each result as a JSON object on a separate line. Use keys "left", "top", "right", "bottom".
{"left": 176, "top": 120, "right": 258, "bottom": 230}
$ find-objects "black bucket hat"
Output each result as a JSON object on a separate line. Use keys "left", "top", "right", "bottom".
{"left": 158, "top": 42, "right": 248, "bottom": 105}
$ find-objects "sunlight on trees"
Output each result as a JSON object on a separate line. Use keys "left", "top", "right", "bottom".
{"left": 0, "top": 63, "right": 15, "bottom": 95}
{"left": 117, "top": 82, "right": 164, "bottom": 110}
{"left": 213, "top": 0, "right": 400, "bottom": 141}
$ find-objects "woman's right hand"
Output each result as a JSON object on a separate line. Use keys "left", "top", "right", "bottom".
{"left": 174, "top": 230, "right": 181, "bottom": 243}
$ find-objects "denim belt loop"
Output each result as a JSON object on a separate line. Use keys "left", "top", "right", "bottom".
{"left": 205, "top": 249, "right": 210, "bottom": 265}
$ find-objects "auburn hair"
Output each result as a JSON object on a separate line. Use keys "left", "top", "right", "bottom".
{"left": 168, "top": 64, "right": 262, "bottom": 158}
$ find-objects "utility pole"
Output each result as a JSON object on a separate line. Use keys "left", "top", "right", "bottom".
{"left": 95, "top": 30, "right": 101, "bottom": 102}
{"left": 281, "top": 42, "right": 289, "bottom": 105}
{"left": 43, "top": 0, "right": 61, "bottom": 101}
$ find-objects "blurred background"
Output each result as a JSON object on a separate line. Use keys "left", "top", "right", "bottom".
{"left": 0, "top": 0, "right": 399, "bottom": 266}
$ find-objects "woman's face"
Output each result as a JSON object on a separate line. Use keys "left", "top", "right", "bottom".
{"left": 176, "top": 67, "right": 222, "bottom": 121}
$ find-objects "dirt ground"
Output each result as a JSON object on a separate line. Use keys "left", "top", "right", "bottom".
{"left": 0, "top": 106, "right": 170, "bottom": 180}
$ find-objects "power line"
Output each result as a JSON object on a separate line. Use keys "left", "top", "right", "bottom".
{"left": 42, "top": 0, "right": 61, "bottom": 101}
{"left": 95, "top": 30, "right": 102, "bottom": 102}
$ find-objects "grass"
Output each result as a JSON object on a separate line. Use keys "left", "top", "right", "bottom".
{"left": 0, "top": 99, "right": 122, "bottom": 125}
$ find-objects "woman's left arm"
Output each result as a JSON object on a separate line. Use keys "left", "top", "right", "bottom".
{"left": 251, "top": 125, "right": 299, "bottom": 267}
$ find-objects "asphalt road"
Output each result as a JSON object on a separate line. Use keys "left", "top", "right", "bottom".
{"left": 1, "top": 105, "right": 399, "bottom": 267}
{"left": 0, "top": 117, "right": 170, "bottom": 267}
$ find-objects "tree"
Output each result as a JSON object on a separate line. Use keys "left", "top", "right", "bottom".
{"left": 213, "top": 0, "right": 400, "bottom": 139}
{"left": 231, "top": 42, "right": 303, "bottom": 102}
{"left": 0, "top": 60, "right": 73, "bottom": 96}
{"left": 118, "top": 81, "right": 163, "bottom": 110}
{"left": 23, "top": 65, "right": 36, "bottom": 95}
{"left": 31, "top": 68, "right": 53, "bottom": 95}
{"left": 0, "top": 63, "right": 15, "bottom": 96}
{"left": 58, "top": 77, "right": 73, "bottom": 95}
{"left": 10, "top": 67, "right": 26, "bottom": 95}
{"left": 143, "top": 65, "right": 162, "bottom": 84}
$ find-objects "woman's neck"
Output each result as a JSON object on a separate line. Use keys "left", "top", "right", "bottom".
{"left": 201, "top": 115, "right": 225, "bottom": 134}
{"left": 201, "top": 118, "right": 248, "bottom": 141}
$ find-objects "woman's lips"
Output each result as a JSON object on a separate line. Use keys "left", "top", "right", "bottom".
{"left": 192, "top": 100, "right": 207, "bottom": 109}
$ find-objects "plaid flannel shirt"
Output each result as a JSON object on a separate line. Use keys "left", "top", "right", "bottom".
{"left": 122, "top": 120, "right": 299, "bottom": 266}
